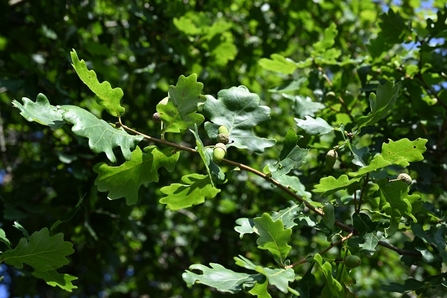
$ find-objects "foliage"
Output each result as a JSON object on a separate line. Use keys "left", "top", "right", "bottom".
{"left": 1, "top": 0, "right": 447, "bottom": 297}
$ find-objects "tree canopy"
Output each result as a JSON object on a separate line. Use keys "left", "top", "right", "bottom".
{"left": 1, "top": 0, "right": 447, "bottom": 297}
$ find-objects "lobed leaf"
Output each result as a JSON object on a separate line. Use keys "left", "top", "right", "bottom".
{"left": 258, "top": 54, "right": 298, "bottom": 74}
{"left": 159, "top": 173, "right": 221, "bottom": 210}
{"left": 70, "top": 49, "right": 125, "bottom": 117}
{"left": 381, "top": 138, "right": 427, "bottom": 166}
{"left": 355, "top": 81, "right": 400, "bottom": 129}
{"left": 0, "top": 228, "right": 74, "bottom": 272}
{"left": 94, "top": 146, "right": 180, "bottom": 205}
{"left": 183, "top": 263, "right": 256, "bottom": 293}
{"left": 295, "top": 116, "right": 333, "bottom": 135}
{"left": 62, "top": 105, "right": 143, "bottom": 163}
{"left": 12, "top": 93, "right": 64, "bottom": 129}
{"left": 254, "top": 213, "right": 292, "bottom": 266}
{"left": 379, "top": 180, "right": 418, "bottom": 236}
{"left": 32, "top": 270, "right": 78, "bottom": 292}
{"left": 313, "top": 175, "right": 362, "bottom": 195}
{"left": 204, "top": 86, "right": 276, "bottom": 153}
{"left": 157, "top": 74, "right": 206, "bottom": 134}
{"left": 312, "top": 253, "right": 343, "bottom": 296}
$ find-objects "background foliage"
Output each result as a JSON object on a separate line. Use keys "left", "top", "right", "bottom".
{"left": 1, "top": 0, "right": 446, "bottom": 297}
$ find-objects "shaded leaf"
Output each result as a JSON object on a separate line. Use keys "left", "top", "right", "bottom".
{"left": 295, "top": 116, "right": 333, "bottom": 135}
{"left": 70, "top": 49, "right": 125, "bottom": 117}
{"left": 355, "top": 81, "right": 400, "bottom": 129}
{"left": 62, "top": 105, "right": 143, "bottom": 163}
{"left": 313, "top": 253, "right": 343, "bottom": 296}
{"left": 0, "top": 228, "right": 74, "bottom": 272}
{"left": 204, "top": 86, "right": 276, "bottom": 152}
{"left": 254, "top": 213, "right": 292, "bottom": 266}
{"left": 12, "top": 93, "right": 64, "bottom": 129}
{"left": 159, "top": 174, "right": 220, "bottom": 210}
{"left": 94, "top": 146, "right": 180, "bottom": 205}
{"left": 32, "top": 270, "right": 78, "bottom": 292}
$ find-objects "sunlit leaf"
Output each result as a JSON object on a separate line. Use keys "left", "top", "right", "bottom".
{"left": 62, "top": 105, "right": 143, "bottom": 163}
{"left": 204, "top": 86, "right": 276, "bottom": 152}
{"left": 254, "top": 213, "right": 292, "bottom": 266}
{"left": 94, "top": 146, "right": 180, "bottom": 205}
{"left": 70, "top": 49, "right": 125, "bottom": 117}
{"left": 183, "top": 263, "right": 256, "bottom": 293}
{"left": 12, "top": 94, "right": 64, "bottom": 129}
{"left": 159, "top": 173, "right": 221, "bottom": 210}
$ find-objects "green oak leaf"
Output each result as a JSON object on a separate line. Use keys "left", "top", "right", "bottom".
{"left": 411, "top": 224, "right": 447, "bottom": 263}
{"left": 234, "top": 255, "right": 295, "bottom": 294}
{"left": 32, "top": 270, "right": 78, "bottom": 292}
{"left": 295, "top": 116, "right": 333, "bottom": 135}
{"left": 254, "top": 213, "right": 292, "bottom": 266}
{"left": 12, "top": 93, "right": 64, "bottom": 129}
{"left": 270, "top": 203, "right": 304, "bottom": 229}
{"left": 157, "top": 74, "right": 206, "bottom": 134}
{"left": 204, "top": 86, "right": 276, "bottom": 152}
{"left": 312, "top": 23, "right": 338, "bottom": 52}
{"left": 348, "top": 154, "right": 391, "bottom": 177}
{"left": 61, "top": 105, "right": 143, "bottom": 163}
{"left": 0, "top": 228, "right": 74, "bottom": 272}
{"left": 258, "top": 54, "right": 298, "bottom": 74}
{"left": 379, "top": 180, "right": 418, "bottom": 236}
{"left": 234, "top": 218, "right": 256, "bottom": 238}
{"left": 182, "top": 263, "right": 256, "bottom": 293}
{"left": 349, "top": 138, "right": 427, "bottom": 177}
{"left": 312, "top": 253, "right": 343, "bottom": 296}
{"left": 0, "top": 228, "right": 11, "bottom": 249}
{"left": 257, "top": 267, "right": 295, "bottom": 294}
{"left": 94, "top": 146, "right": 180, "bottom": 205}
{"left": 70, "top": 49, "right": 125, "bottom": 117}
{"left": 322, "top": 203, "right": 335, "bottom": 230}
{"left": 159, "top": 173, "right": 221, "bottom": 210}
{"left": 313, "top": 175, "right": 362, "bottom": 196}
{"left": 352, "top": 213, "right": 383, "bottom": 255}
{"left": 190, "top": 125, "right": 225, "bottom": 186}
{"left": 248, "top": 278, "right": 271, "bottom": 298}
{"left": 283, "top": 94, "right": 325, "bottom": 118}
{"left": 269, "top": 129, "right": 308, "bottom": 178}
{"left": 381, "top": 138, "right": 427, "bottom": 166}
{"left": 355, "top": 81, "right": 400, "bottom": 129}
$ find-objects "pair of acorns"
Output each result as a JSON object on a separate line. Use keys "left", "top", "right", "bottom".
{"left": 213, "top": 126, "right": 230, "bottom": 163}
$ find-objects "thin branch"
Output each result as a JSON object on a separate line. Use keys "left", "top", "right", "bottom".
{"left": 378, "top": 241, "right": 422, "bottom": 257}
{"left": 120, "top": 122, "right": 354, "bottom": 233}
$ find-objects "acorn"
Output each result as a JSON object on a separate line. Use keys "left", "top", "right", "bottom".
{"left": 213, "top": 143, "right": 227, "bottom": 163}
{"left": 153, "top": 112, "right": 161, "bottom": 122}
{"left": 344, "top": 255, "right": 361, "bottom": 268}
{"left": 217, "top": 126, "right": 230, "bottom": 144}
{"left": 397, "top": 173, "right": 412, "bottom": 185}
{"left": 325, "top": 149, "right": 338, "bottom": 170}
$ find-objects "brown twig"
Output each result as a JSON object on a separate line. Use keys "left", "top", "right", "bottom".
{"left": 119, "top": 121, "right": 355, "bottom": 233}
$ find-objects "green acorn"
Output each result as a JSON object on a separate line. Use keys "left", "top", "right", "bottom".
{"left": 213, "top": 143, "right": 227, "bottom": 163}
{"left": 344, "top": 255, "right": 361, "bottom": 268}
